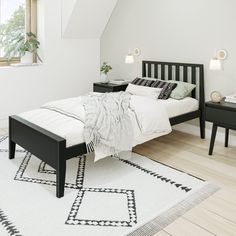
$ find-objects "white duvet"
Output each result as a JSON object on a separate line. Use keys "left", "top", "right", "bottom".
{"left": 19, "top": 94, "right": 172, "bottom": 161}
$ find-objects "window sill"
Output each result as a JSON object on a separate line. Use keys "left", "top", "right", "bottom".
{"left": 0, "top": 63, "right": 43, "bottom": 69}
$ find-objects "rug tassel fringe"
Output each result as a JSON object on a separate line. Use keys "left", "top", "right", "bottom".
{"left": 128, "top": 183, "right": 219, "bottom": 236}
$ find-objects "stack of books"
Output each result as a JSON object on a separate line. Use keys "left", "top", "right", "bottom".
{"left": 111, "top": 80, "right": 132, "bottom": 85}
{"left": 225, "top": 93, "right": 236, "bottom": 104}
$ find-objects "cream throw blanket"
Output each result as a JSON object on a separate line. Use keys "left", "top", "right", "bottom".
{"left": 82, "top": 92, "right": 133, "bottom": 160}
{"left": 41, "top": 92, "right": 133, "bottom": 161}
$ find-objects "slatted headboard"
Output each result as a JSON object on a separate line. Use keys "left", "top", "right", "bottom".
{"left": 142, "top": 60, "right": 205, "bottom": 109}
{"left": 141, "top": 61, "right": 205, "bottom": 137}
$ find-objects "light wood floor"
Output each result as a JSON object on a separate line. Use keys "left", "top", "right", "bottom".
{"left": 1, "top": 128, "right": 236, "bottom": 235}
{"left": 133, "top": 130, "right": 236, "bottom": 236}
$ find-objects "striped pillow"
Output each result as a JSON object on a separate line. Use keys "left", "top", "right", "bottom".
{"left": 131, "top": 78, "right": 155, "bottom": 87}
{"left": 131, "top": 78, "right": 177, "bottom": 100}
{"left": 150, "top": 80, "right": 177, "bottom": 99}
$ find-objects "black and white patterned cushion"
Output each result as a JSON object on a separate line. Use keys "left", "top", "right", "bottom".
{"left": 131, "top": 78, "right": 154, "bottom": 87}
{"left": 151, "top": 80, "right": 177, "bottom": 100}
{"left": 131, "top": 78, "right": 177, "bottom": 100}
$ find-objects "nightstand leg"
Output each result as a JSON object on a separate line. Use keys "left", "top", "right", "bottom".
{"left": 209, "top": 123, "right": 218, "bottom": 156}
{"left": 199, "top": 114, "right": 205, "bottom": 139}
{"left": 225, "top": 128, "right": 229, "bottom": 147}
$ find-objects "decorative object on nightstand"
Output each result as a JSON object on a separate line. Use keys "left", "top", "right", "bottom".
{"left": 225, "top": 93, "right": 236, "bottom": 104}
{"left": 210, "top": 91, "right": 223, "bottom": 103}
{"left": 206, "top": 100, "right": 236, "bottom": 155}
{"left": 100, "top": 62, "right": 112, "bottom": 83}
{"left": 93, "top": 82, "right": 129, "bottom": 93}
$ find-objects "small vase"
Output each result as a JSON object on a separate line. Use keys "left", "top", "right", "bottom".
{"left": 20, "top": 52, "right": 33, "bottom": 64}
{"left": 100, "top": 73, "right": 109, "bottom": 83}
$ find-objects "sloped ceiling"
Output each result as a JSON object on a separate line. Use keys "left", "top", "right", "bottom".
{"left": 62, "top": 0, "right": 118, "bottom": 38}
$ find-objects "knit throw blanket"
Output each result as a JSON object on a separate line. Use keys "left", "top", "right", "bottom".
{"left": 83, "top": 92, "right": 133, "bottom": 160}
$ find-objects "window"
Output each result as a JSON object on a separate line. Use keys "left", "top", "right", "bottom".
{"left": 0, "top": 0, "right": 37, "bottom": 66}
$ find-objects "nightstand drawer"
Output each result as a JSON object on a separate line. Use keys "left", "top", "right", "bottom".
{"left": 206, "top": 106, "right": 236, "bottom": 127}
{"left": 93, "top": 85, "right": 113, "bottom": 93}
{"left": 93, "top": 83, "right": 128, "bottom": 93}
{"left": 112, "top": 85, "right": 128, "bottom": 92}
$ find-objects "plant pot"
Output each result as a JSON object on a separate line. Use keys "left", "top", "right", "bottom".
{"left": 20, "top": 52, "right": 33, "bottom": 64}
{"left": 100, "top": 73, "right": 109, "bottom": 83}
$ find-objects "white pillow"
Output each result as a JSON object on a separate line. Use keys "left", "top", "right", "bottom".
{"left": 126, "top": 83, "right": 162, "bottom": 100}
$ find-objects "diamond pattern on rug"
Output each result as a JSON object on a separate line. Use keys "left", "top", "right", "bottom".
{"left": 1, "top": 136, "right": 201, "bottom": 230}
{"left": 11, "top": 139, "right": 193, "bottom": 227}
{"left": 38, "top": 161, "right": 56, "bottom": 174}
{"left": 0, "top": 136, "right": 26, "bottom": 154}
{"left": 66, "top": 188, "right": 137, "bottom": 227}
{"left": 14, "top": 152, "right": 86, "bottom": 189}
{"left": 0, "top": 136, "right": 218, "bottom": 235}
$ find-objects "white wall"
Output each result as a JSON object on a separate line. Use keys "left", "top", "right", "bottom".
{"left": 101, "top": 0, "right": 236, "bottom": 141}
{"left": 0, "top": 0, "right": 100, "bottom": 127}
{"left": 62, "top": 0, "right": 118, "bottom": 38}
{"left": 61, "top": 0, "right": 77, "bottom": 35}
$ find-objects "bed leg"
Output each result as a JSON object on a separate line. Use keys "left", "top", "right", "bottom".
{"left": 9, "top": 117, "right": 16, "bottom": 159}
{"left": 56, "top": 141, "right": 66, "bottom": 198}
{"left": 9, "top": 139, "right": 16, "bottom": 160}
{"left": 56, "top": 159, "right": 66, "bottom": 198}
{"left": 199, "top": 115, "right": 205, "bottom": 139}
{"left": 56, "top": 141, "right": 67, "bottom": 198}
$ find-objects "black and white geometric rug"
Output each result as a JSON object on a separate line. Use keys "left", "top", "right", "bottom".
{"left": 0, "top": 136, "right": 218, "bottom": 236}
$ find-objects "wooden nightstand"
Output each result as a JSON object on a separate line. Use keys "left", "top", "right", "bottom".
{"left": 93, "top": 82, "right": 129, "bottom": 93}
{"left": 206, "top": 99, "right": 236, "bottom": 155}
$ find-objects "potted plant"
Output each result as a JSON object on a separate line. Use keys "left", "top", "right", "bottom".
{"left": 1, "top": 31, "right": 42, "bottom": 64}
{"left": 18, "top": 32, "right": 42, "bottom": 64}
{"left": 100, "top": 62, "right": 112, "bottom": 83}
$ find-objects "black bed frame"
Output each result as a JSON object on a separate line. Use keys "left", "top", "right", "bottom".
{"left": 142, "top": 61, "right": 205, "bottom": 133}
{"left": 9, "top": 61, "right": 205, "bottom": 198}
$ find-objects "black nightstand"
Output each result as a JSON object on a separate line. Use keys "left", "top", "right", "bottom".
{"left": 206, "top": 99, "right": 236, "bottom": 155}
{"left": 93, "top": 82, "right": 129, "bottom": 93}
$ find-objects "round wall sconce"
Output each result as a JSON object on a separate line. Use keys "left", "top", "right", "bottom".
{"left": 217, "top": 49, "right": 228, "bottom": 60}
{"left": 133, "top": 48, "right": 141, "bottom": 57}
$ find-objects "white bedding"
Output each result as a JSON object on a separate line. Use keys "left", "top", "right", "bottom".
{"left": 19, "top": 95, "right": 198, "bottom": 150}
{"left": 158, "top": 97, "right": 199, "bottom": 118}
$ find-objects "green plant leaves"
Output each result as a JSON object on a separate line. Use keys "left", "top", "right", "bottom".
{"left": 0, "top": 5, "right": 42, "bottom": 62}
{"left": 100, "top": 62, "right": 112, "bottom": 74}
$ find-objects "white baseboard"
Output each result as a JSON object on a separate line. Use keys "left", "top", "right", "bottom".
{"left": 173, "top": 122, "right": 236, "bottom": 146}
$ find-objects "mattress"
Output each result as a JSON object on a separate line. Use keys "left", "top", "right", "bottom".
{"left": 158, "top": 97, "right": 199, "bottom": 118}
{"left": 130, "top": 97, "right": 199, "bottom": 145}
{"left": 19, "top": 96, "right": 198, "bottom": 147}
